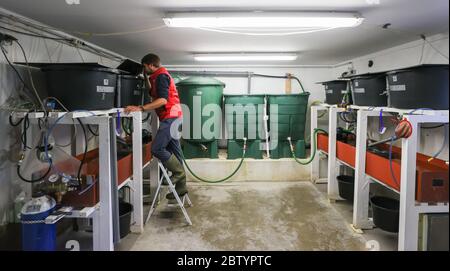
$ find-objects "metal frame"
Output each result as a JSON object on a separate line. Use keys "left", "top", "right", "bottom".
{"left": 16, "top": 111, "right": 115, "bottom": 251}
{"left": 315, "top": 105, "right": 449, "bottom": 250}
{"left": 14, "top": 109, "right": 154, "bottom": 251}
{"left": 396, "top": 113, "right": 448, "bottom": 251}
{"left": 145, "top": 162, "right": 193, "bottom": 226}
{"left": 119, "top": 111, "right": 145, "bottom": 234}
{"left": 351, "top": 108, "right": 449, "bottom": 251}
{"left": 310, "top": 104, "right": 334, "bottom": 184}
{"left": 326, "top": 106, "right": 347, "bottom": 199}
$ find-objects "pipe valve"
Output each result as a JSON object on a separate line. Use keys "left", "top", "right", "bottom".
{"left": 287, "top": 137, "right": 295, "bottom": 152}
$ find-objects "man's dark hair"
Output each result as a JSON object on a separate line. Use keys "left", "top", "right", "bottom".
{"left": 141, "top": 53, "right": 161, "bottom": 67}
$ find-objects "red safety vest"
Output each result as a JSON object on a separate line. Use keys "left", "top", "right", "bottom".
{"left": 149, "top": 67, "right": 183, "bottom": 121}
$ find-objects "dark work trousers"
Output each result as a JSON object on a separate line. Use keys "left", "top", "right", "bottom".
{"left": 151, "top": 117, "right": 183, "bottom": 164}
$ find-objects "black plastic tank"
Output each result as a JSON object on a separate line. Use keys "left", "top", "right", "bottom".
{"left": 319, "top": 80, "right": 351, "bottom": 104}
{"left": 320, "top": 80, "right": 352, "bottom": 105}
{"left": 370, "top": 196, "right": 400, "bottom": 233}
{"left": 337, "top": 175, "right": 354, "bottom": 201}
{"left": 117, "top": 74, "right": 145, "bottom": 107}
{"left": 386, "top": 64, "right": 449, "bottom": 110}
{"left": 42, "top": 63, "right": 119, "bottom": 111}
{"left": 350, "top": 73, "right": 387, "bottom": 107}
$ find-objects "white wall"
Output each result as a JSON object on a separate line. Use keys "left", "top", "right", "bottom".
{"left": 332, "top": 32, "right": 449, "bottom": 77}
{"left": 0, "top": 21, "right": 121, "bottom": 225}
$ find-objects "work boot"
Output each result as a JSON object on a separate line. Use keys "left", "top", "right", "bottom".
{"left": 166, "top": 179, "right": 188, "bottom": 200}
{"left": 162, "top": 154, "right": 188, "bottom": 199}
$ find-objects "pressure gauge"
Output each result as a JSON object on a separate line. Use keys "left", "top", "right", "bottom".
{"left": 48, "top": 174, "right": 59, "bottom": 183}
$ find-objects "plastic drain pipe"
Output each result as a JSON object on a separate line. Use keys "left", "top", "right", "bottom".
{"left": 181, "top": 138, "right": 247, "bottom": 183}
{"left": 287, "top": 128, "right": 328, "bottom": 165}
{"left": 263, "top": 96, "right": 270, "bottom": 158}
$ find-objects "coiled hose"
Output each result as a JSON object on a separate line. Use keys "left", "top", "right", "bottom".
{"left": 181, "top": 138, "right": 247, "bottom": 183}
{"left": 288, "top": 128, "right": 328, "bottom": 165}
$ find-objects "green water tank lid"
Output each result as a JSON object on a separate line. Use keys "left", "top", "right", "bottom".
{"left": 224, "top": 94, "right": 266, "bottom": 97}
{"left": 177, "top": 76, "right": 225, "bottom": 87}
{"left": 266, "top": 93, "right": 310, "bottom": 96}
{"left": 172, "top": 75, "right": 183, "bottom": 83}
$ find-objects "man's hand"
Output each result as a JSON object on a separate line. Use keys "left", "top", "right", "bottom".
{"left": 124, "top": 105, "right": 142, "bottom": 114}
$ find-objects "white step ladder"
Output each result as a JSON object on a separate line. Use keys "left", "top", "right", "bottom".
{"left": 145, "top": 162, "right": 192, "bottom": 226}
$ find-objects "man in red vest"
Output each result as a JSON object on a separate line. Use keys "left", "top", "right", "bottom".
{"left": 125, "top": 53, "right": 187, "bottom": 200}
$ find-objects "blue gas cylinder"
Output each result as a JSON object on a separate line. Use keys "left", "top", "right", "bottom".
{"left": 20, "top": 195, "right": 57, "bottom": 251}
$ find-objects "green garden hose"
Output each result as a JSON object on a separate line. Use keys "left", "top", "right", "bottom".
{"left": 288, "top": 128, "right": 328, "bottom": 165}
{"left": 181, "top": 138, "right": 247, "bottom": 183}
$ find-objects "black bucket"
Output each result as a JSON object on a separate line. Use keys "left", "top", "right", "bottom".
{"left": 387, "top": 64, "right": 449, "bottom": 110}
{"left": 337, "top": 175, "right": 354, "bottom": 201}
{"left": 117, "top": 74, "right": 146, "bottom": 107}
{"left": 350, "top": 73, "right": 387, "bottom": 107}
{"left": 119, "top": 201, "right": 133, "bottom": 239}
{"left": 320, "top": 80, "right": 352, "bottom": 105}
{"left": 42, "top": 63, "right": 119, "bottom": 111}
{"left": 370, "top": 196, "right": 399, "bottom": 233}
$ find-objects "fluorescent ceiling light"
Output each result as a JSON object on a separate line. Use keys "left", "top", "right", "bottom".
{"left": 163, "top": 12, "right": 363, "bottom": 29}
{"left": 193, "top": 54, "right": 298, "bottom": 62}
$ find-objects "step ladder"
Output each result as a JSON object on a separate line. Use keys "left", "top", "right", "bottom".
{"left": 145, "top": 162, "right": 192, "bottom": 226}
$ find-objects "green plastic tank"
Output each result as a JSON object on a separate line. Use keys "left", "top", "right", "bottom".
{"left": 268, "top": 93, "right": 310, "bottom": 159}
{"left": 177, "top": 77, "right": 225, "bottom": 158}
{"left": 224, "top": 94, "right": 266, "bottom": 159}
{"left": 172, "top": 75, "right": 182, "bottom": 85}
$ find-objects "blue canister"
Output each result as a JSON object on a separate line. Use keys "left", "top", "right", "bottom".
{"left": 21, "top": 195, "right": 57, "bottom": 251}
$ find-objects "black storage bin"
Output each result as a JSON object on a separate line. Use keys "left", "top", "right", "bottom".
{"left": 42, "top": 63, "right": 119, "bottom": 111}
{"left": 350, "top": 73, "right": 387, "bottom": 107}
{"left": 119, "top": 201, "right": 133, "bottom": 239}
{"left": 117, "top": 74, "right": 145, "bottom": 107}
{"left": 143, "top": 91, "right": 151, "bottom": 105}
{"left": 320, "top": 80, "right": 352, "bottom": 105}
{"left": 337, "top": 175, "right": 354, "bottom": 201}
{"left": 387, "top": 64, "right": 449, "bottom": 110}
{"left": 370, "top": 196, "right": 400, "bottom": 233}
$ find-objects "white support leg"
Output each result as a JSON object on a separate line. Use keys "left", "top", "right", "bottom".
{"left": 94, "top": 117, "right": 114, "bottom": 251}
{"left": 150, "top": 111, "right": 160, "bottom": 201}
{"left": 398, "top": 117, "right": 419, "bottom": 251}
{"left": 130, "top": 112, "right": 144, "bottom": 233}
{"left": 145, "top": 171, "right": 164, "bottom": 224}
{"left": 310, "top": 106, "right": 320, "bottom": 183}
{"left": 327, "top": 107, "right": 340, "bottom": 200}
{"left": 352, "top": 110, "right": 374, "bottom": 230}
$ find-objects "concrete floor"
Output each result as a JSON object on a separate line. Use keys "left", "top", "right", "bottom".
{"left": 314, "top": 183, "right": 398, "bottom": 251}
{"left": 2, "top": 180, "right": 399, "bottom": 251}
{"left": 118, "top": 181, "right": 368, "bottom": 251}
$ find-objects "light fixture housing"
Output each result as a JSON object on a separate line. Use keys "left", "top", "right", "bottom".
{"left": 163, "top": 12, "right": 364, "bottom": 29}
{"left": 193, "top": 53, "right": 298, "bottom": 62}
